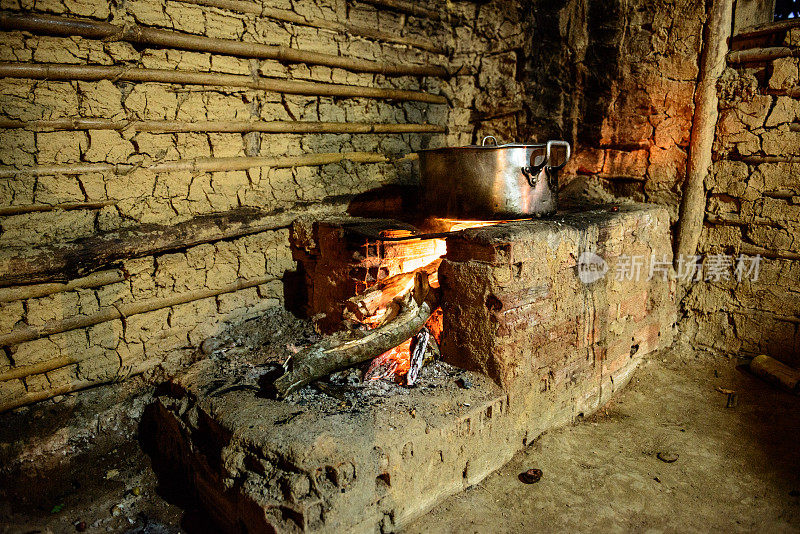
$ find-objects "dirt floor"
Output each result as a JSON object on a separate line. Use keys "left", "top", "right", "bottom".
{"left": 407, "top": 346, "right": 800, "bottom": 533}
{"left": 2, "top": 344, "right": 799, "bottom": 533}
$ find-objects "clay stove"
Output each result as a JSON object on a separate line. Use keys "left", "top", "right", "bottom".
{"left": 148, "top": 203, "right": 675, "bottom": 533}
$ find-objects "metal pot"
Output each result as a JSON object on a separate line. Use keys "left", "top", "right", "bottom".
{"left": 418, "top": 137, "right": 571, "bottom": 219}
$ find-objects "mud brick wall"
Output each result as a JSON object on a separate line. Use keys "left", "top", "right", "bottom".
{"left": 512, "top": 0, "right": 706, "bottom": 222}
{"left": 682, "top": 28, "right": 800, "bottom": 366}
{"left": 0, "top": 0, "right": 715, "bottom": 410}
{"left": 439, "top": 204, "right": 676, "bottom": 415}
{"left": 0, "top": 0, "right": 546, "bottom": 410}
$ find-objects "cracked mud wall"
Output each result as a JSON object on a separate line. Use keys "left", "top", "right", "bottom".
{"left": 682, "top": 29, "right": 800, "bottom": 366}
{"left": 506, "top": 0, "right": 705, "bottom": 222}
{"left": 0, "top": 0, "right": 540, "bottom": 409}
{"left": 0, "top": 0, "right": 714, "bottom": 409}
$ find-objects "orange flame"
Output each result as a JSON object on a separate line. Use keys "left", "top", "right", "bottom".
{"left": 362, "top": 220, "right": 499, "bottom": 382}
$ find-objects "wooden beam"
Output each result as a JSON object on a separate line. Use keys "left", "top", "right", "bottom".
{"left": 0, "top": 269, "right": 124, "bottom": 303}
{"left": 0, "top": 200, "right": 116, "bottom": 216}
{"left": 0, "top": 275, "right": 276, "bottom": 346}
{"left": 734, "top": 18, "right": 800, "bottom": 40}
{"left": 0, "top": 359, "right": 160, "bottom": 412}
{"left": 740, "top": 242, "right": 800, "bottom": 261}
{"left": 356, "top": 0, "right": 444, "bottom": 21}
{"left": 733, "top": 155, "right": 799, "bottom": 164}
{"left": 0, "top": 12, "right": 449, "bottom": 77}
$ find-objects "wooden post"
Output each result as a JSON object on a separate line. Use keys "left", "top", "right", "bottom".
{"left": 674, "top": 0, "right": 733, "bottom": 269}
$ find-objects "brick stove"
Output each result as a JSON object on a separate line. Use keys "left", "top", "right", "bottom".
{"left": 148, "top": 203, "right": 676, "bottom": 533}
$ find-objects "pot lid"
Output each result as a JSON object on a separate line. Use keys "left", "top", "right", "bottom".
{"left": 419, "top": 136, "right": 545, "bottom": 152}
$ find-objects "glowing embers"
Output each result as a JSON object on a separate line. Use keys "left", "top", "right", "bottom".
{"left": 354, "top": 219, "right": 510, "bottom": 385}
{"left": 363, "top": 308, "right": 443, "bottom": 385}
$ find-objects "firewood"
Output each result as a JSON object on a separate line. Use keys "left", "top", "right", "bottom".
{"left": 675, "top": 0, "right": 732, "bottom": 269}
{"left": 344, "top": 259, "right": 441, "bottom": 321}
{"left": 269, "top": 272, "right": 439, "bottom": 398}
{"left": 0, "top": 63, "right": 447, "bottom": 104}
{"left": 0, "top": 12, "right": 449, "bottom": 77}
{"left": 749, "top": 354, "right": 800, "bottom": 394}
{"left": 406, "top": 328, "right": 429, "bottom": 386}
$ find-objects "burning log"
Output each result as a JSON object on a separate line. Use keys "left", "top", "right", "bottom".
{"left": 406, "top": 329, "right": 430, "bottom": 386}
{"left": 344, "top": 259, "right": 441, "bottom": 322}
{"left": 270, "top": 272, "right": 439, "bottom": 398}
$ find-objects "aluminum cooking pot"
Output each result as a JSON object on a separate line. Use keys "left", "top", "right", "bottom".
{"left": 418, "top": 137, "right": 571, "bottom": 219}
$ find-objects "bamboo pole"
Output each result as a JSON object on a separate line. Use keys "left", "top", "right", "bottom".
{"left": 0, "top": 359, "right": 160, "bottom": 412}
{"left": 0, "top": 200, "right": 116, "bottom": 216}
{"left": 0, "top": 12, "right": 449, "bottom": 77}
{"left": 0, "top": 275, "right": 276, "bottom": 347}
{"left": 174, "top": 0, "right": 446, "bottom": 55}
{"left": 0, "top": 151, "right": 417, "bottom": 179}
{"left": 733, "top": 18, "right": 800, "bottom": 41}
{"left": 734, "top": 155, "right": 798, "bottom": 164}
{"left": 0, "top": 203, "right": 349, "bottom": 286}
{"left": 0, "top": 118, "right": 445, "bottom": 134}
{"left": 727, "top": 46, "right": 800, "bottom": 64}
{"left": 705, "top": 212, "right": 783, "bottom": 227}
{"left": 0, "top": 355, "right": 81, "bottom": 382}
{"left": 356, "top": 0, "right": 443, "bottom": 21}
{"left": 675, "top": 0, "right": 733, "bottom": 269}
{"left": 740, "top": 242, "right": 800, "bottom": 261}
{"left": 0, "top": 269, "right": 124, "bottom": 303}
{"left": 0, "top": 63, "right": 447, "bottom": 104}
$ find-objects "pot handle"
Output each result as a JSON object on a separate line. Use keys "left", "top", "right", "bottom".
{"left": 545, "top": 140, "right": 571, "bottom": 172}
{"left": 521, "top": 140, "right": 571, "bottom": 187}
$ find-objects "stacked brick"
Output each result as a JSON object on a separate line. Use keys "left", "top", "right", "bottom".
{"left": 439, "top": 204, "right": 676, "bottom": 419}
{"left": 146, "top": 204, "right": 677, "bottom": 534}
{"left": 289, "top": 217, "right": 444, "bottom": 333}
{"left": 684, "top": 28, "right": 800, "bottom": 366}
{"left": 544, "top": 0, "right": 705, "bottom": 221}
